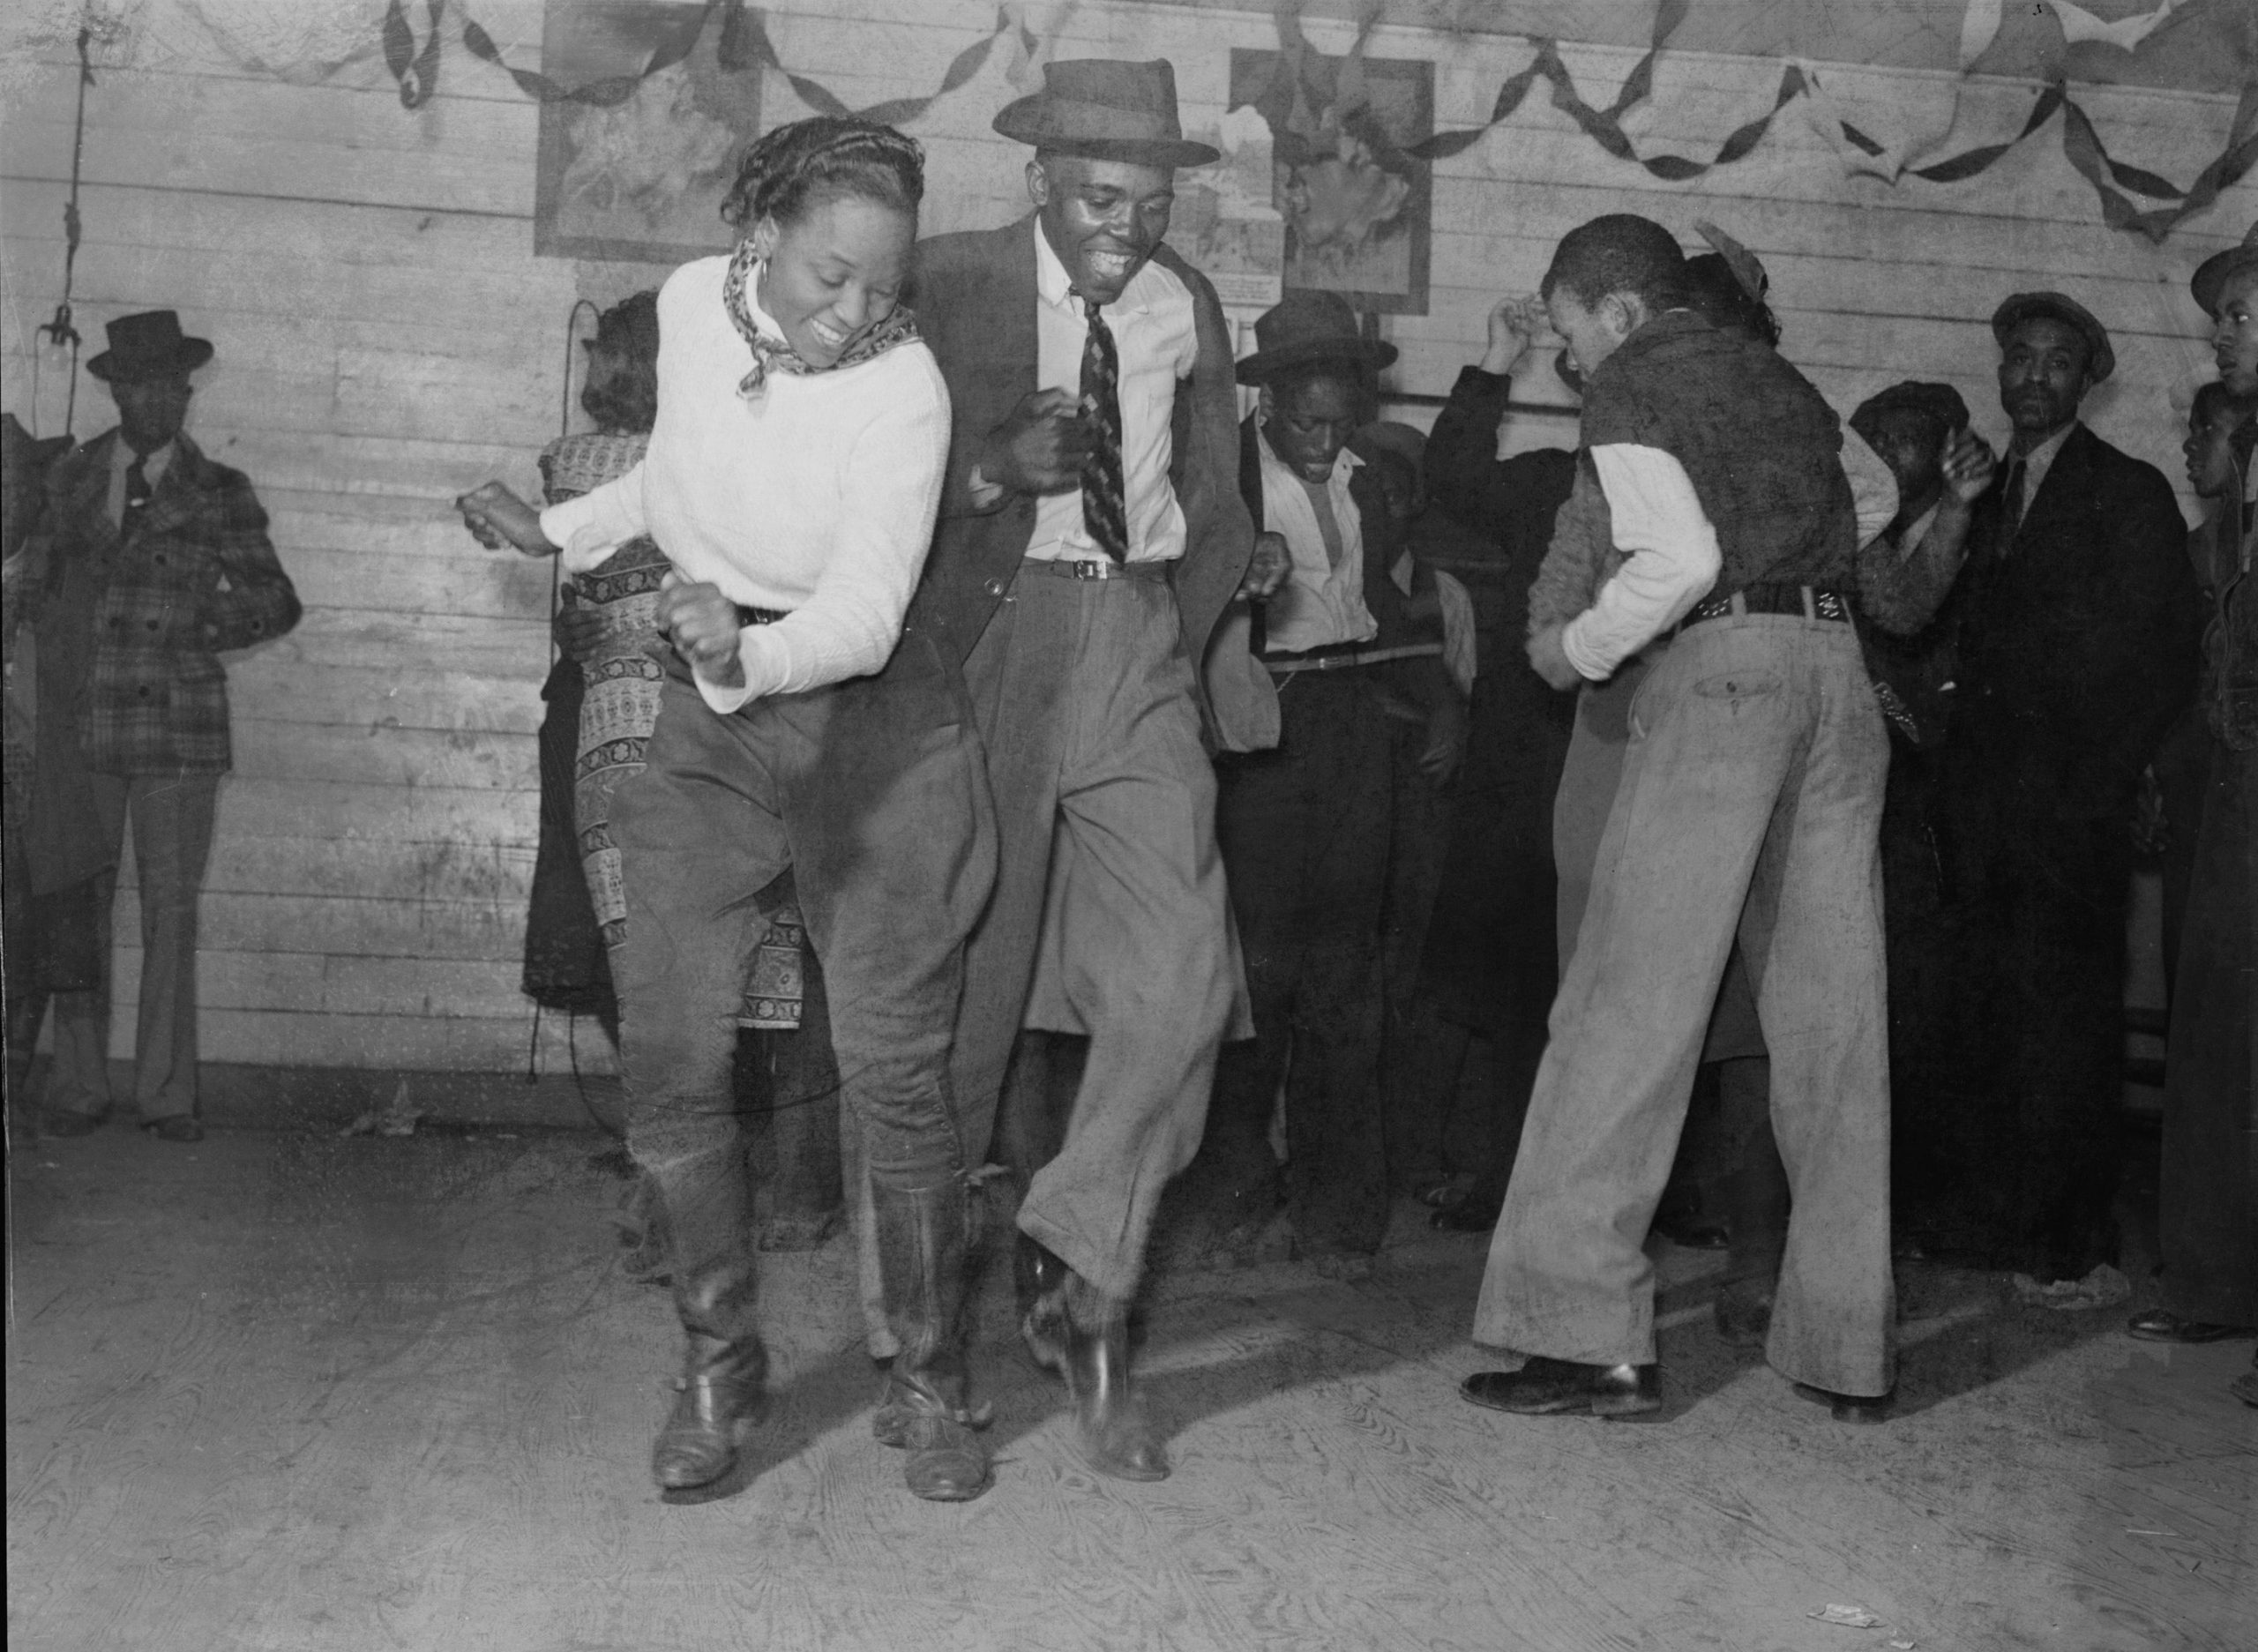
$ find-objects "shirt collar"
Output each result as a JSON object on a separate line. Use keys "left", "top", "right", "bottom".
{"left": 113, "top": 433, "right": 176, "bottom": 481}
{"left": 2011, "top": 420, "right": 2077, "bottom": 475}
{"left": 1033, "top": 217, "right": 1154, "bottom": 318}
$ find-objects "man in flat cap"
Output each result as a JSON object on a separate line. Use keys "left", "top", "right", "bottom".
{"left": 21, "top": 310, "right": 301, "bottom": 1143}
{"left": 1168, "top": 291, "right": 1461, "bottom": 1278}
{"left": 906, "top": 57, "right": 1285, "bottom": 1482}
{"left": 1915, "top": 293, "right": 2200, "bottom": 1299}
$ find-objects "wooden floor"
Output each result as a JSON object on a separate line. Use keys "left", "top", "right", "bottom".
{"left": 7, "top": 1122, "right": 2253, "bottom": 1652}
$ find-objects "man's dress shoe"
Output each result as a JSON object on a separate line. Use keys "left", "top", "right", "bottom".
{"left": 2126, "top": 1309, "right": 2257, "bottom": 1344}
{"left": 41, "top": 1110, "right": 105, "bottom": 1139}
{"left": 1460, "top": 1356, "right": 1661, "bottom": 1417}
{"left": 1793, "top": 1382, "right": 1893, "bottom": 1424}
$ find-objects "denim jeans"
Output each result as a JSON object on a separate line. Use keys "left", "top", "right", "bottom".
{"left": 1476, "top": 613, "right": 1895, "bottom": 1397}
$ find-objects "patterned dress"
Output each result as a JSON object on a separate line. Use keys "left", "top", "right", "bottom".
{"left": 542, "top": 431, "right": 803, "bottom": 1029}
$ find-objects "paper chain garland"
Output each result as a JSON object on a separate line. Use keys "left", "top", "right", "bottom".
{"left": 378, "top": 0, "right": 2250, "bottom": 245}
{"left": 380, "top": 0, "right": 1036, "bottom": 127}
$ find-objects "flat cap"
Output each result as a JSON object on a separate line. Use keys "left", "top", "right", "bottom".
{"left": 1990, "top": 291, "right": 2113, "bottom": 383}
{"left": 1851, "top": 380, "right": 1971, "bottom": 437}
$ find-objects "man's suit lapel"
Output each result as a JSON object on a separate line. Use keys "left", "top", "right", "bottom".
{"left": 2010, "top": 424, "right": 2097, "bottom": 552}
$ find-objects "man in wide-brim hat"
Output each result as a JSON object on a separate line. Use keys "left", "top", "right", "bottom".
{"left": 19, "top": 309, "right": 301, "bottom": 1146}
{"left": 1171, "top": 285, "right": 1460, "bottom": 1281}
{"left": 907, "top": 56, "right": 1286, "bottom": 1485}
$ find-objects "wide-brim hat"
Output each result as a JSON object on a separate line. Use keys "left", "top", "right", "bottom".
{"left": 994, "top": 57, "right": 1218, "bottom": 168}
{"left": 1236, "top": 290, "right": 1397, "bottom": 386}
{"left": 1990, "top": 291, "right": 2113, "bottom": 383}
{"left": 86, "top": 309, "right": 213, "bottom": 383}
{"left": 2191, "top": 222, "right": 2258, "bottom": 317}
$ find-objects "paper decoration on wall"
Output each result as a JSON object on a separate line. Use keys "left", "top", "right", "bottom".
{"left": 2047, "top": 0, "right": 2190, "bottom": 54}
{"left": 1308, "top": 0, "right": 2251, "bottom": 243}
{"left": 380, "top": 0, "right": 1039, "bottom": 126}
{"left": 1960, "top": 0, "right": 2007, "bottom": 69}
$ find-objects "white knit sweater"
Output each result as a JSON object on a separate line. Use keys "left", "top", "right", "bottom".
{"left": 541, "top": 254, "right": 951, "bottom": 714}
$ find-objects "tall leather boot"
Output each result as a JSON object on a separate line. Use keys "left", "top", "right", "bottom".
{"left": 871, "top": 1177, "right": 992, "bottom": 1502}
{"left": 1055, "top": 1268, "right": 1169, "bottom": 1483}
{"left": 644, "top": 1130, "right": 767, "bottom": 1491}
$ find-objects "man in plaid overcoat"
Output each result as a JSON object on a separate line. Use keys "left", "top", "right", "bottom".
{"left": 24, "top": 310, "right": 300, "bottom": 1141}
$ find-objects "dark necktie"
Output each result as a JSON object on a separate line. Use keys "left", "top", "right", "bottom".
{"left": 1998, "top": 459, "right": 2026, "bottom": 551}
{"left": 123, "top": 452, "right": 153, "bottom": 535}
{"left": 1077, "top": 295, "right": 1129, "bottom": 564}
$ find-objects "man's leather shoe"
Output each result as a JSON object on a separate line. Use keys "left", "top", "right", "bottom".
{"left": 1793, "top": 1382, "right": 1893, "bottom": 1424}
{"left": 1460, "top": 1356, "right": 1661, "bottom": 1417}
{"left": 41, "top": 1110, "right": 105, "bottom": 1138}
{"left": 872, "top": 1392, "right": 991, "bottom": 1502}
{"left": 145, "top": 1117, "right": 204, "bottom": 1143}
{"left": 1016, "top": 1237, "right": 1072, "bottom": 1377}
{"left": 2126, "top": 1309, "right": 2256, "bottom": 1344}
{"left": 651, "top": 1334, "right": 766, "bottom": 1491}
{"left": 1063, "top": 1304, "right": 1168, "bottom": 1481}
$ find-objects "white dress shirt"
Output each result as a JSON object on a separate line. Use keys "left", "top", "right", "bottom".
{"left": 2002, "top": 420, "right": 2078, "bottom": 536}
{"left": 1026, "top": 220, "right": 1199, "bottom": 564}
{"left": 1256, "top": 426, "right": 1378, "bottom": 654}
{"left": 1559, "top": 445, "right": 1723, "bottom": 681}
{"left": 540, "top": 256, "right": 951, "bottom": 715}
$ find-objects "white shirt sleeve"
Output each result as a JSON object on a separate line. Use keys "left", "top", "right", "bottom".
{"left": 1841, "top": 427, "right": 1902, "bottom": 549}
{"left": 1559, "top": 444, "right": 1723, "bottom": 681}
{"left": 699, "top": 369, "right": 952, "bottom": 714}
{"left": 540, "top": 465, "right": 650, "bottom": 575}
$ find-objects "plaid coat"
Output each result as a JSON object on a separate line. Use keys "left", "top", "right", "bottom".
{"left": 30, "top": 429, "right": 299, "bottom": 774}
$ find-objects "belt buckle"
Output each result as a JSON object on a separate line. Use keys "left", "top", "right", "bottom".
{"left": 1064, "top": 558, "right": 1109, "bottom": 581}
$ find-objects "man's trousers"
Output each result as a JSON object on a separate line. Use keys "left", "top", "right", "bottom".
{"left": 1476, "top": 613, "right": 1895, "bottom": 1398}
{"left": 47, "top": 770, "right": 220, "bottom": 1123}
{"left": 949, "top": 564, "right": 1237, "bottom": 1304}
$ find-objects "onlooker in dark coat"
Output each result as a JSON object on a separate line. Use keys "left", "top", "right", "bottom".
{"left": 2129, "top": 230, "right": 2257, "bottom": 1351}
{"left": 1919, "top": 293, "right": 2202, "bottom": 1296}
{"left": 1400, "top": 295, "right": 1577, "bottom": 1233}
{"left": 25, "top": 311, "right": 301, "bottom": 1144}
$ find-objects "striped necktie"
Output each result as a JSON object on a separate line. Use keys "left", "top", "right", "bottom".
{"left": 1077, "top": 295, "right": 1129, "bottom": 564}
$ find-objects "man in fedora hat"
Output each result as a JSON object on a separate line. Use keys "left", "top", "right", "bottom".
{"left": 1910, "top": 291, "right": 2199, "bottom": 1296}
{"left": 1171, "top": 289, "right": 1461, "bottom": 1276}
{"left": 21, "top": 310, "right": 300, "bottom": 1142}
{"left": 906, "top": 56, "right": 1285, "bottom": 1482}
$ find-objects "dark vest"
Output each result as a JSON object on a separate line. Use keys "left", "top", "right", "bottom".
{"left": 1579, "top": 311, "right": 1856, "bottom": 594}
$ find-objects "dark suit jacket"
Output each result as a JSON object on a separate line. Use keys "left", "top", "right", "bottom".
{"left": 1946, "top": 422, "right": 2201, "bottom": 819}
{"left": 908, "top": 216, "right": 1275, "bottom": 751}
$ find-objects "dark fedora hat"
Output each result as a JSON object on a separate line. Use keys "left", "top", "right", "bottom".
{"left": 1990, "top": 291, "right": 2113, "bottom": 383}
{"left": 2191, "top": 221, "right": 2258, "bottom": 318}
{"left": 86, "top": 310, "right": 214, "bottom": 383}
{"left": 993, "top": 57, "right": 1218, "bottom": 168}
{"left": 1236, "top": 290, "right": 1397, "bottom": 386}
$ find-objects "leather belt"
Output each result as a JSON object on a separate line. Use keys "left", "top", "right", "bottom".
{"left": 1025, "top": 556, "right": 1170, "bottom": 582}
{"left": 1679, "top": 583, "right": 1851, "bottom": 632}
{"left": 1265, "top": 641, "right": 1445, "bottom": 675}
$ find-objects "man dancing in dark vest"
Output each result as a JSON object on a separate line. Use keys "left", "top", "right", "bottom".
{"left": 1462, "top": 215, "right": 1895, "bottom": 1422}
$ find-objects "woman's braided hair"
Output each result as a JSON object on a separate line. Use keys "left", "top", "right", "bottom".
{"left": 720, "top": 116, "right": 924, "bottom": 232}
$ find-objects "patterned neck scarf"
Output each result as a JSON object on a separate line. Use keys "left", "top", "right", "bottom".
{"left": 721, "top": 237, "right": 919, "bottom": 400}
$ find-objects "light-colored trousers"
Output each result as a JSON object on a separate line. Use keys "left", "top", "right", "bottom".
{"left": 1476, "top": 614, "right": 1896, "bottom": 1397}
{"left": 952, "top": 564, "right": 1237, "bottom": 1304}
{"left": 49, "top": 770, "right": 220, "bottom": 1122}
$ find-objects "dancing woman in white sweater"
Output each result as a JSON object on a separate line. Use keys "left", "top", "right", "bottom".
{"left": 460, "top": 118, "right": 997, "bottom": 1505}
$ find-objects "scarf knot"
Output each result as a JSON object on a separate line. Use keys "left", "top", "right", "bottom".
{"left": 722, "top": 239, "right": 920, "bottom": 400}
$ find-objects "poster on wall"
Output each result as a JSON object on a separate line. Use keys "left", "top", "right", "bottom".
{"left": 1227, "top": 48, "right": 1432, "bottom": 317}
{"left": 1177, "top": 106, "right": 1287, "bottom": 310}
{"left": 534, "top": 2, "right": 760, "bottom": 263}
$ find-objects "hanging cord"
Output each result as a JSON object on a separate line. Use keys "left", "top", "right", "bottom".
{"left": 34, "top": 26, "right": 97, "bottom": 437}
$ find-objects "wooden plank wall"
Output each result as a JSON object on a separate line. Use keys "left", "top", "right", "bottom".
{"left": 0, "top": 0, "right": 2247, "bottom": 1078}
